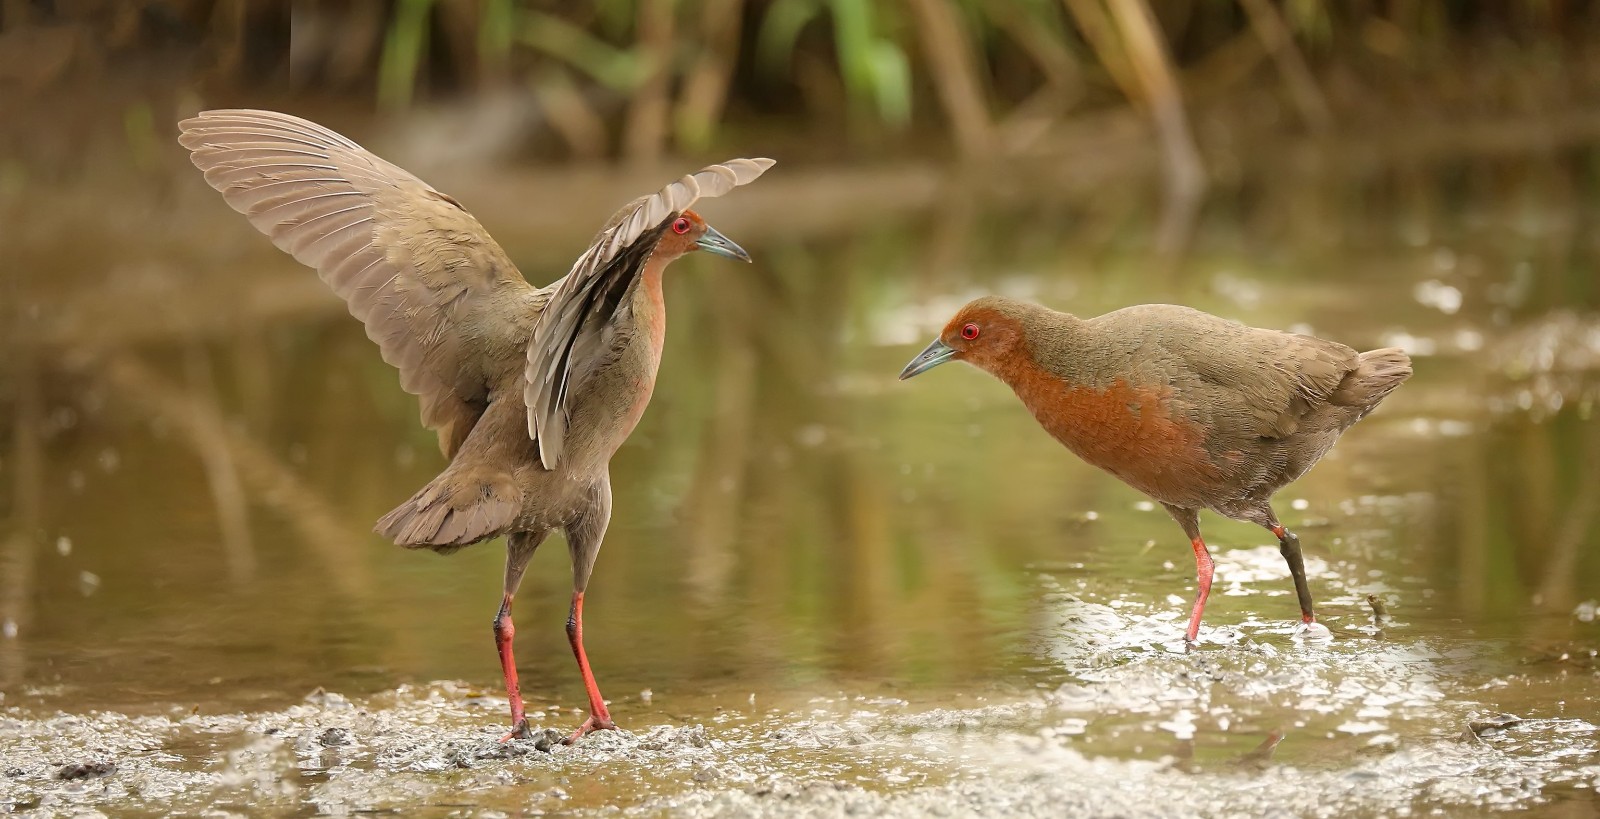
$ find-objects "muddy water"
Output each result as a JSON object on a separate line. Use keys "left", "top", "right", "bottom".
{"left": 2, "top": 148, "right": 1599, "bottom": 816}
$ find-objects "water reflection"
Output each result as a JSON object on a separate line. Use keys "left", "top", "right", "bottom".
{"left": 1, "top": 149, "right": 1597, "bottom": 780}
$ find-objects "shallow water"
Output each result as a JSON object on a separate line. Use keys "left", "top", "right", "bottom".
{"left": 2, "top": 144, "right": 1599, "bottom": 815}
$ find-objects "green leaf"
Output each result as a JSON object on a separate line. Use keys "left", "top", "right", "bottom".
{"left": 478, "top": 0, "right": 514, "bottom": 68}
{"left": 866, "top": 40, "right": 912, "bottom": 127}
{"left": 828, "top": 0, "right": 875, "bottom": 102}
{"left": 518, "top": 10, "right": 644, "bottom": 91}
{"left": 378, "top": 0, "right": 435, "bottom": 111}
{"left": 756, "top": 0, "right": 822, "bottom": 76}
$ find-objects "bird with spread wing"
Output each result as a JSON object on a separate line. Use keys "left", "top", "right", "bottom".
{"left": 179, "top": 109, "right": 773, "bottom": 742}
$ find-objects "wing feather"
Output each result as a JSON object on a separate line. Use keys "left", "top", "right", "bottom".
{"left": 523, "top": 157, "right": 774, "bottom": 467}
{"left": 180, "top": 109, "right": 546, "bottom": 457}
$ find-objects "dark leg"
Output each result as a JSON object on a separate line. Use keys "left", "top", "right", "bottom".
{"left": 1162, "top": 505, "right": 1212, "bottom": 645}
{"left": 496, "top": 531, "right": 545, "bottom": 742}
{"left": 563, "top": 478, "right": 617, "bottom": 744}
{"left": 1266, "top": 517, "right": 1316, "bottom": 624}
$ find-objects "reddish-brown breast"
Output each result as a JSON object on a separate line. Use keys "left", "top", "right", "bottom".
{"left": 996, "top": 356, "right": 1223, "bottom": 507}
{"left": 610, "top": 255, "right": 670, "bottom": 432}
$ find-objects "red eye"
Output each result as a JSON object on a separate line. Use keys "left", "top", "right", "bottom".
{"left": 960, "top": 323, "right": 980, "bottom": 340}
{"left": 672, "top": 217, "right": 691, "bottom": 235}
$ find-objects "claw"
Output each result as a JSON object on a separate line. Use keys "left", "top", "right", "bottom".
{"left": 562, "top": 714, "right": 617, "bottom": 745}
{"left": 498, "top": 718, "right": 531, "bottom": 743}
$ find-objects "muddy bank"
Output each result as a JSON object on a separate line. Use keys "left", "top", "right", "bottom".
{"left": 3, "top": 679, "right": 1593, "bottom": 817}
{"left": 5, "top": 545, "right": 1596, "bottom": 817}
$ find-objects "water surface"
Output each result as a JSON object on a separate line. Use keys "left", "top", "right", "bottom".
{"left": 2, "top": 147, "right": 1598, "bottom": 816}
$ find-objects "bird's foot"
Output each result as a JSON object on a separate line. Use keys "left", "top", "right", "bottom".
{"left": 562, "top": 714, "right": 617, "bottom": 745}
{"left": 1181, "top": 627, "right": 1204, "bottom": 653}
{"left": 498, "top": 718, "right": 532, "bottom": 743}
{"left": 1295, "top": 621, "right": 1334, "bottom": 643}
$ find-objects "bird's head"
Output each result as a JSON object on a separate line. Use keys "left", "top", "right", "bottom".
{"left": 656, "top": 209, "right": 750, "bottom": 263}
{"left": 898, "top": 296, "right": 1036, "bottom": 380}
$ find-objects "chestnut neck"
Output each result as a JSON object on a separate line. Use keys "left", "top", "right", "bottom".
{"left": 972, "top": 310, "right": 1094, "bottom": 392}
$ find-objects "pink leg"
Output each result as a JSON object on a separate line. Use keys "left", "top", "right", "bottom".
{"left": 1185, "top": 536, "right": 1215, "bottom": 644}
{"left": 563, "top": 591, "right": 617, "bottom": 744}
{"left": 494, "top": 595, "right": 530, "bottom": 742}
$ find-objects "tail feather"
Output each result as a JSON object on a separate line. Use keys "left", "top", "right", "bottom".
{"left": 375, "top": 471, "right": 520, "bottom": 553}
{"left": 1330, "top": 347, "right": 1413, "bottom": 413}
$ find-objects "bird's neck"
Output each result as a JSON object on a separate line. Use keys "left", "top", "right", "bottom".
{"left": 597, "top": 252, "right": 673, "bottom": 456}
{"left": 984, "top": 314, "right": 1097, "bottom": 390}
{"left": 635, "top": 250, "right": 674, "bottom": 350}
{"left": 977, "top": 316, "right": 1133, "bottom": 444}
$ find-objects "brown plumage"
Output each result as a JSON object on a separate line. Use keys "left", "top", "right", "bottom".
{"left": 899, "top": 296, "right": 1412, "bottom": 645}
{"left": 179, "top": 109, "right": 773, "bottom": 741}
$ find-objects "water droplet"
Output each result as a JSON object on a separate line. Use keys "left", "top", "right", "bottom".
{"left": 1413, "top": 279, "right": 1462, "bottom": 314}
{"left": 1157, "top": 709, "right": 1197, "bottom": 740}
{"left": 79, "top": 571, "right": 102, "bottom": 596}
{"left": 1336, "top": 719, "right": 1387, "bottom": 734}
{"left": 2, "top": 619, "right": 16, "bottom": 639}
{"left": 795, "top": 425, "right": 827, "bottom": 448}
{"left": 49, "top": 407, "right": 79, "bottom": 433}
{"left": 1431, "top": 247, "right": 1457, "bottom": 271}
{"left": 1291, "top": 498, "right": 1310, "bottom": 511}
{"left": 1381, "top": 329, "right": 1438, "bottom": 355}
{"left": 56, "top": 536, "right": 71, "bottom": 556}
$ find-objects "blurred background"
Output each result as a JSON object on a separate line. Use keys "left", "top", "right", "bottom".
{"left": 1, "top": 0, "right": 1598, "bottom": 720}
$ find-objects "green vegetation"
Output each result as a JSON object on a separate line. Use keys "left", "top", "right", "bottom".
{"left": 3, "top": 1, "right": 1596, "bottom": 163}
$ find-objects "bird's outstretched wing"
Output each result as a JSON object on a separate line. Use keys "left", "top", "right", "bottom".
{"left": 179, "top": 109, "right": 545, "bottom": 457}
{"left": 524, "top": 158, "right": 774, "bottom": 468}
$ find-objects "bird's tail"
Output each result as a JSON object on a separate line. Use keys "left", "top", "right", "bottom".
{"left": 375, "top": 468, "right": 520, "bottom": 554}
{"left": 1330, "top": 347, "right": 1413, "bottom": 416}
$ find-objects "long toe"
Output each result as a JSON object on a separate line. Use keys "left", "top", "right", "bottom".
{"left": 498, "top": 718, "right": 531, "bottom": 743}
{"left": 562, "top": 715, "right": 618, "bottom": 745}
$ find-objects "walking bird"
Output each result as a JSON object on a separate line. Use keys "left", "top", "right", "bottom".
{"left": 899, "top": 297, "right": 1411, "bottom": 645}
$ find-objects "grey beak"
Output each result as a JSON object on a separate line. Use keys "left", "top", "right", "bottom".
{"left": 695, "top": 223, "right": 751, "bottom": 262}
{"left": 898, "top": 338, "right": 957, "bottom": 380}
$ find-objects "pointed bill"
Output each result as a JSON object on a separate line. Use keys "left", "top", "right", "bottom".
{"left": 898, "top": 338, "right": 956, "bottom": 380}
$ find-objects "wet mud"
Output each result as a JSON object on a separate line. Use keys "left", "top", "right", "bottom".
{"left": 5, "top": 543, "right": 1596, "bottom": 817}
